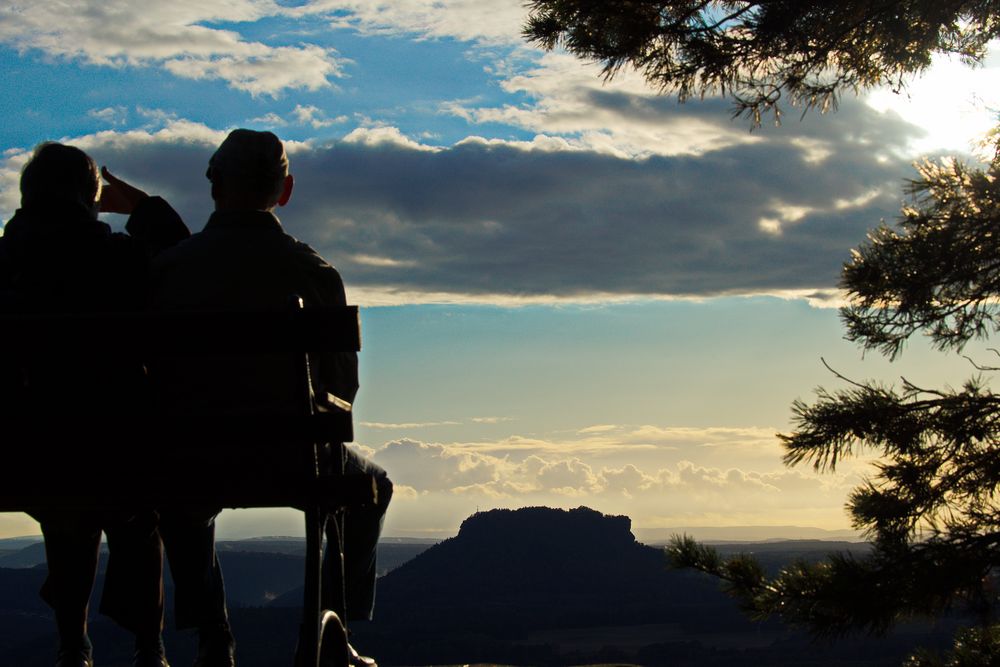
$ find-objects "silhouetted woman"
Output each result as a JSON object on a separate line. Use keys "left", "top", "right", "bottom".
{"left": 0, "top": 143, "right": 188, "bottom": 667}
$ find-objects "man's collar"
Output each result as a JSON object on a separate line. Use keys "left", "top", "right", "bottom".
{"left": 205, "top": 209, "right": 283, "bottom": 231}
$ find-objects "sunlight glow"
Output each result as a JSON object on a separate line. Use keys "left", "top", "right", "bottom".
{"left": 865, "top": 47, "right": 1000, "bottom": 157}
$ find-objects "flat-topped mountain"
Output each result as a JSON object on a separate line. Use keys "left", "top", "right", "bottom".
{"left": 350, "top": 506, "right": 755, "bottom": 665}
{"left": 379, "top": 506, "right": 671, "bottom": 607}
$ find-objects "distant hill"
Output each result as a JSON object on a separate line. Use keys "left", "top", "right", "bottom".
{"left": 369, "top": 506, "right": 718, "bottom": 631}
{"left": 712, "top": 540, "right": 872, "bottom": 576}
{"left": 0, "top": 508, "right": 959, "bottom": 667}
{"left": 349, "top": 506, "right": 954, "bottom": 666}
{"left": 216, "top": 537, "right": 307, "bottom": 555}
{"left": 0, "top": 537, "right": 43, "bottom": 548}
{"left": 0, "top": 542, "right": 46, "bottom": 569}
{"left": 641, "top": 525, "right": 862, "bottom": 543}
{"left": 0, "top": 537, "right": 432, "bottom": 580}
{"left": 354, "top": 505, "right": 715, "bottom": 664}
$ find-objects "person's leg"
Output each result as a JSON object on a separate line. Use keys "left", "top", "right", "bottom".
{"left": 158, "top": 507, "right": 234, "bottom": 667}
{"left": 32, "top": 512, "right": 102, "bottom": 666}
{"left": 321, "top": 448, "right": 393, "bottom": 622}
{"left": 158, "top": 507, "right": 227, "bottom": 629}
{"left": 101, "top": 511, "right": 167, "bottom": 665}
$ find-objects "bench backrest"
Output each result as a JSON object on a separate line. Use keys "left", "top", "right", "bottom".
{"left": 0, "top": 302, "right": 361, "bottom": 511}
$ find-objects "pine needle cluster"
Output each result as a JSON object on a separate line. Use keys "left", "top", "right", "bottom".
{"left": 524, "top": 1, "right": 1000, "bottom": 125}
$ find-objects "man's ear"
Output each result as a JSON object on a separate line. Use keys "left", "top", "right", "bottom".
{"left": 277, "top": 174, "right": 294, "bottom": 207}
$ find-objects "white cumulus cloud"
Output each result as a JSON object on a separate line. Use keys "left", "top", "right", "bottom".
{"left": 0, "top": 2, "right": 346, "bottom": 95}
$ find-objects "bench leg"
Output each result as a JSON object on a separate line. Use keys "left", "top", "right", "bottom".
{"left": 296, "top": 506, "right": 351, "bottom": 667}
{"left": 324, "top": 509, "right": 348, "bottom": 621}
{"left": 295, "top": 506, "right": 326, "bottom": 667}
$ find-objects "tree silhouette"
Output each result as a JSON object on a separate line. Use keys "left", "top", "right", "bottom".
{"left": 523, "top": 3, "right": 1000, "bottom": 662}
{"left": 523, "top": 0, "right": 1000, "bottom": 125}
{"left": 668, "top": 143, "right": 1000, "bottom": 664}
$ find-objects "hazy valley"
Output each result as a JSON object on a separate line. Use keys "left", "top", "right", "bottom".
{"left": 0, "top": 508, "right": 961, "bottom": 666}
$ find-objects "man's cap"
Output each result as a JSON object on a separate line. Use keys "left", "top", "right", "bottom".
{"left": 207, "top": 129, "right": 288, "bottom": 191}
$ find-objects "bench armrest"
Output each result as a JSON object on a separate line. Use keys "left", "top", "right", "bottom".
{"left": 319, "top": 392, "right": 352, "bottom": 413}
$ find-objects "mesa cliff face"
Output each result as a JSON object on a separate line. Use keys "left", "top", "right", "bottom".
{"left": 455, "top": 506, "right": 634, "bottom": 549}
{"left": 380, "top": 506, "right": 662, "bottom": 604}
{"left": 349, "top": 505, "right": 750, "bottom": 665}
{"left": 364, "top": 506, "right": 727, "bottom": 636}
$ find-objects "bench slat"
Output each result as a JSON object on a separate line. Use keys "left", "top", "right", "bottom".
{"left": 0, "top": 305, "right": 361, "bottom": 354}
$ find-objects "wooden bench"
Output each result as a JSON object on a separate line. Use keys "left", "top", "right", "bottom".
{"left": 0, "top": 300, "right": 375, "bottom": 667}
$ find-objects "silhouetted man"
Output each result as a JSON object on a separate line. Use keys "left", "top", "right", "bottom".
{"left": 0, "top": 142, "right": 189, "bottom": 667}
{"left": 151, "top": 129, "right": 392, "bottom": 667}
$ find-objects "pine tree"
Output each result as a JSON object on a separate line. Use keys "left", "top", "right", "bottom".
{"left": 523, "top": 0, "right": 1000, "bottom": 125}
{"left": 522, "top": 4, "right": 1000, "bottom": 661}
{"left": 668, "top": 144, "right": 1000, "bottom": 664}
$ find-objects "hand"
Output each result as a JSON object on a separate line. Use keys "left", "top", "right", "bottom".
{"left": 99, "top": 166, "right": 149, "bottom": 214}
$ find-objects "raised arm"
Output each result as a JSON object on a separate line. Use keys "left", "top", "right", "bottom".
{"left": 101, "top": 167, "right": 190, "bottom": 256}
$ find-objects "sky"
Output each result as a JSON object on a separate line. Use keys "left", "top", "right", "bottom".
{"left": 1, "top": 1, "right": 998, "bottom": 541}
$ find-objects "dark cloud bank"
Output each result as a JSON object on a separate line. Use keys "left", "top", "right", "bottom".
{"left": 89, "top": 100, "right": 925, "bottom": 300}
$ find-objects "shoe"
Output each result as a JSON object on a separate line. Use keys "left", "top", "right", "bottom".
{"left": 55, "top": 647, "right": 93, "bottom": 667}
{"left": 194, "top": 625, "right": 235, "bottom": 667}
{"left": 133, "top": 644, "right": 170, "bottom": 667}
{"left": 348, "top": 643, "right": 376, "bottom": 667}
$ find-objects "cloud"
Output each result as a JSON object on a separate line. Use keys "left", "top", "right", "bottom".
{"left": 578, "top": 424, "right": 618, "bottom": 434}
{"left": 0, "top": 104, "right": 923, "bottom": 302}
{"left": 419, "top": 426, "right": 785, "bottom": 464}
{"left": 432, "top": 434, "right": 659, "bottom": 458}
{"left": 250, "top": 112, "right": 289, "bottom": 127}
{"left": 295, "top": 0, "right": 527, "bottom": 44}
{"left": 351, "top": 421, "right": 875, "bottom": 541}
{"left": 600, "top": 464, "right": 655, "bottom": 495}
{"left": 293, "top": 104, "right": 348, "bottom": 129}
{"left": 360, "top": 420, "right": 461, "bottom": 429}
{"left": 448, "top": 53, "right": 761, "bottom": 159}
{"left": 162, "top": 44, "right": 341, "bottom": 96}
{"left": 372, "top": 438, "right": 504, "bottom": 491}
{"left": 0, "top": 151, "right": 29, "bottom": 217}
{"left": 622, "top": 425, "right": 779, "bottom": 449}
{"left": 447, "top": 47, "right": 982, "bottom": 164}
{"left": 357, "top": 417, "right": 512, "bottom": 429}
{"left": 203, "top": 425, "right": 868, "bottom": 538}
{"left": 536, "top": 458, "right": 600, "bottom": 495}
{"left": 250, "top": 105, "right": 348, "bottom": 130}
{"left": 0, "top": 2, "right": 346, "bottom": 95}
{"left": 213, "top": 429, "right": 866, "bottom": 539}
{"left": 471, "top": 416, "right": 513, "bottom": 424}
{"left": 0, "top": 118, "right": 226, "bottom": 226}
{"left": 341, "top": 126, "right": 439, "bottom": 151}
{"left": 285, "top": 111, "right": 915, "bottom": 302}
{"left": 0, "top": 1, "right": 530, "bottom": 97}
{"left": 88, "top": 106, "right": 130, "bottom": 127}
{"left": 441, "top": 25, "right": 999, "bottom": 161}
{"left": 361, "top": 435, "right": 860, "bottom": 517}
{"left": 299, "top": 96, "right": 928, "bottom": 301}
